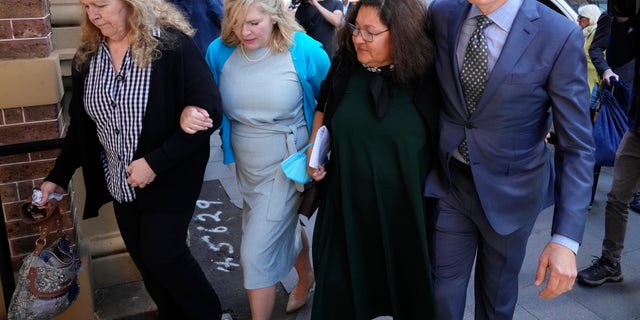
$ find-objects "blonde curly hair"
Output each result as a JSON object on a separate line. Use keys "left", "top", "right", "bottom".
{"left": 221, "top": 0, "right": 303, "bottom": 53}
{"left": 74, "top": 0, "right": 194, "bottom": 70}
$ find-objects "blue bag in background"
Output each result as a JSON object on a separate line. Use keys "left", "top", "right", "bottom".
{"left": 591, "top": 78, "right": 631, "bottom": 167}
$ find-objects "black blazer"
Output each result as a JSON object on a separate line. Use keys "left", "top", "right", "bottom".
{"left": 47, "top": 29, "right": 222, "bottom": 218}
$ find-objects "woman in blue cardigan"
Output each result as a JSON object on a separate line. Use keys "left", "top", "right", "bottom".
{"left": 181, "top": 0, "right": 330, "bottom": 318}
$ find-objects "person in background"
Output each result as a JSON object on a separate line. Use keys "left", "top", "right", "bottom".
{"left": 588, "top": 10, "right": 639, "bottom": 210}
{"left": 170, "top": 0, "right": 224, "bottom": 55}
{"left": 590, "top": 11, "right": 636, "bottom": 89}
{"left": 36, "top": 0, "right": 225, "bottom": 319}
{"left": 427, "top": 0, "right": 594, "bottom": 318}
{"left": 295, "top": 0, "right": 343, "bottom": 59}
{"left": 341, "top": 0, "right": 351, "bottom": 21}
{"left": 578, "top": 4, "right": 602, "bottom": 95}
{"left": 306, "top": 0, "right": 440, "bottom": 318}
{"left": 578, "top": 5, "right": 606, "bottom": 210}
{"left": 179, "top": 0, "right": 330, "bottom": 318}
{"left": 577, "top": 16, "right": 640, "bottom": 287}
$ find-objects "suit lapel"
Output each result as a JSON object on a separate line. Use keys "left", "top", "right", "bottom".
{"left": 474, "top": 0, "right": 540, "bottom": 114}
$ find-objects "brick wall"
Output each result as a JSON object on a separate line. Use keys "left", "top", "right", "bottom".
{"left": 0, "top": 0, "right": 53, "bottom": 59}
{"left": 0, "top": 0, "right": 74, "bottom": 270}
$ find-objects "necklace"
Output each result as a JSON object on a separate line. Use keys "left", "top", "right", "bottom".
{"left": 240, "top": 45, "right": 271, "bottom": 62}
{"left": 362, "top": 63, "right": 394, "bottom": 73}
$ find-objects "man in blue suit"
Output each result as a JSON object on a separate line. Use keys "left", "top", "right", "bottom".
{"left": 171, "top": 0, "right": 224, "bottom": 55}
{"left": 426, "top": 0, "right": 595, "bottom": 318}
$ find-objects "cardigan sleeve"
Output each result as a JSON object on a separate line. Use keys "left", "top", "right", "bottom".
{"left": 299, "top": 32, "right": 330, "bottom": 99}
{"left": 45, "top": 58, "right": 90, "bottom": 187}
{"left": 143, "top": 31, "right": 222, "bottom": 174}
{"left": 292, "top": 31, "right": 331, "bottom": 134}
{"left": 205, "top": 38, "right": 237, "bottom": 164}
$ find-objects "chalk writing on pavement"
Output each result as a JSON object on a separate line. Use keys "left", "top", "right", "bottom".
{"left": 194, "top": 200, "right": 239, "bottom": 273}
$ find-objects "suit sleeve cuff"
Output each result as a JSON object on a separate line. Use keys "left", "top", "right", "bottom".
{"left": 551, "top": 234, "right": 579, "bottom": 254}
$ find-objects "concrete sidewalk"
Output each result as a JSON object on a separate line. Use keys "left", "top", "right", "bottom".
{"left": 204, "top": 132, "right": 640, "bottom": 320}
{"left": 507, "top": 165, "right": 640, "bottom": 320}
{"left": 203, "top": 133, "right": 313, "bottom": 320}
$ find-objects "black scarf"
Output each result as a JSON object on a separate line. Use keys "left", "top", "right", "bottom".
{"left": 363, "top": 63, "right": 396, "bottom": 118}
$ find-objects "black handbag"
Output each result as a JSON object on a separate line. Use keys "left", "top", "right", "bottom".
{"left": 297, "top": 79, "right": 334, "bottom": 219}
{"left": 298, "top": 180, "right": 323, "bottom": 218}
{"left": 8, "top": 193, "right": 81, "bottom": 320}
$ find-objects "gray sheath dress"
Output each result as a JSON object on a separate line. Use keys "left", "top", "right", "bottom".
{"left": 218, "top": 47, "right": 308, "bottom": 289}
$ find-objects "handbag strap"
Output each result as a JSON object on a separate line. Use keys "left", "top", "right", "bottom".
{"left": 27, "top": 266, "right": 76, "bottom": 299}
{"left": 591, "top": 79, "right": 609, "bottom": 123}
{"left": 33, "top": 230, "right": 48, "bottom": 256}
{"left": 20, "top": 189, "right": 63, "bottom": 225}
{"left": 21, "top": 201, "right": 59, "bottom": 225}
{"left": 30, "top": 204, "right": 66, "bottom": 255}
{"left": 27, "top": 214, "right": 75, "bottom": 299}
{"left": 32, "top": 220, "right": 66, "bottom": 254}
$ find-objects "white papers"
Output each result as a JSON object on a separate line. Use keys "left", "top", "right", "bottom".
{"left": 309, "top": 125, "right": 330, "bottom": 169}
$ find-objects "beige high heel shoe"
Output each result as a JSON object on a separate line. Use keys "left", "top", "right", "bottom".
{"left": 286, "top": 281, "right": 315, "bottom": 313}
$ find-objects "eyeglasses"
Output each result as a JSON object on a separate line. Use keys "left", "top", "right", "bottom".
{"left": 349, "top": 23, "right": 389, "bottom": 42}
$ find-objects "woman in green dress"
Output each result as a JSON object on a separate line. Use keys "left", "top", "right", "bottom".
{"left": 305, "top": 0, "right": 442, "bottom": 318}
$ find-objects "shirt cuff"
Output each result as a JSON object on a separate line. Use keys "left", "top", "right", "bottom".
{"left": 551, "top": 234, "right": 579, "bottom": 254}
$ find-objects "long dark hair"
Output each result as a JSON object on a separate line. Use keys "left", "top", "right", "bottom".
{"left": 335, "top": 0, "right": 435, "bottom": 84}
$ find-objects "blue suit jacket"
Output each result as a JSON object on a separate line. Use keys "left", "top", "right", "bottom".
{"left": 427, "top": 0, "right": 595, "bottom": 242}
{"left": 171, "top": 0, "right": 223, "bottom": 55}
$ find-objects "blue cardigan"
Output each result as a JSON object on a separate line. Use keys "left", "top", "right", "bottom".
{"left": 205, "top": 31, "right": 330, "bottom": 164}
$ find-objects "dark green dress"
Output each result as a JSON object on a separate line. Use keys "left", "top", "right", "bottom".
{"left": 311, "top": 68, "right": 435, "bottom": 319}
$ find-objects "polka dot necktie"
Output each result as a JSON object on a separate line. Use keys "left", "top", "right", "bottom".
{"left": 458, "top": 15, "right": 492, "bottom": 163}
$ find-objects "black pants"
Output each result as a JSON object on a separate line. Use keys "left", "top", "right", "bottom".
{"left": 113, "top": 201, "right": 221, "bottom": 319}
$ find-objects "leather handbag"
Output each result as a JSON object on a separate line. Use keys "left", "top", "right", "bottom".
{"left": 8, "top": 192, "right": 81, "bottom": 320}
{"left": 298, "top": 180, "right": 323, "bottom": 218}
{"left": 296, "top": 93, "right": 332, "bottom": 218}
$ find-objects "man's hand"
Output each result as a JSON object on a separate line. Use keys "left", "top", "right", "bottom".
{"left": 534, "top": 242, "right": 577, "bottom": 299}
{"left": 126, "top": 158, "right": 156, "bottom": 188}
{"left": 602, "top": 69, "right": 619, "bottom": 86}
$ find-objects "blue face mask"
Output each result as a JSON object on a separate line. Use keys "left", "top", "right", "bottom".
{"left": 280, "top": 143, "right": 313, "bottom": 184}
